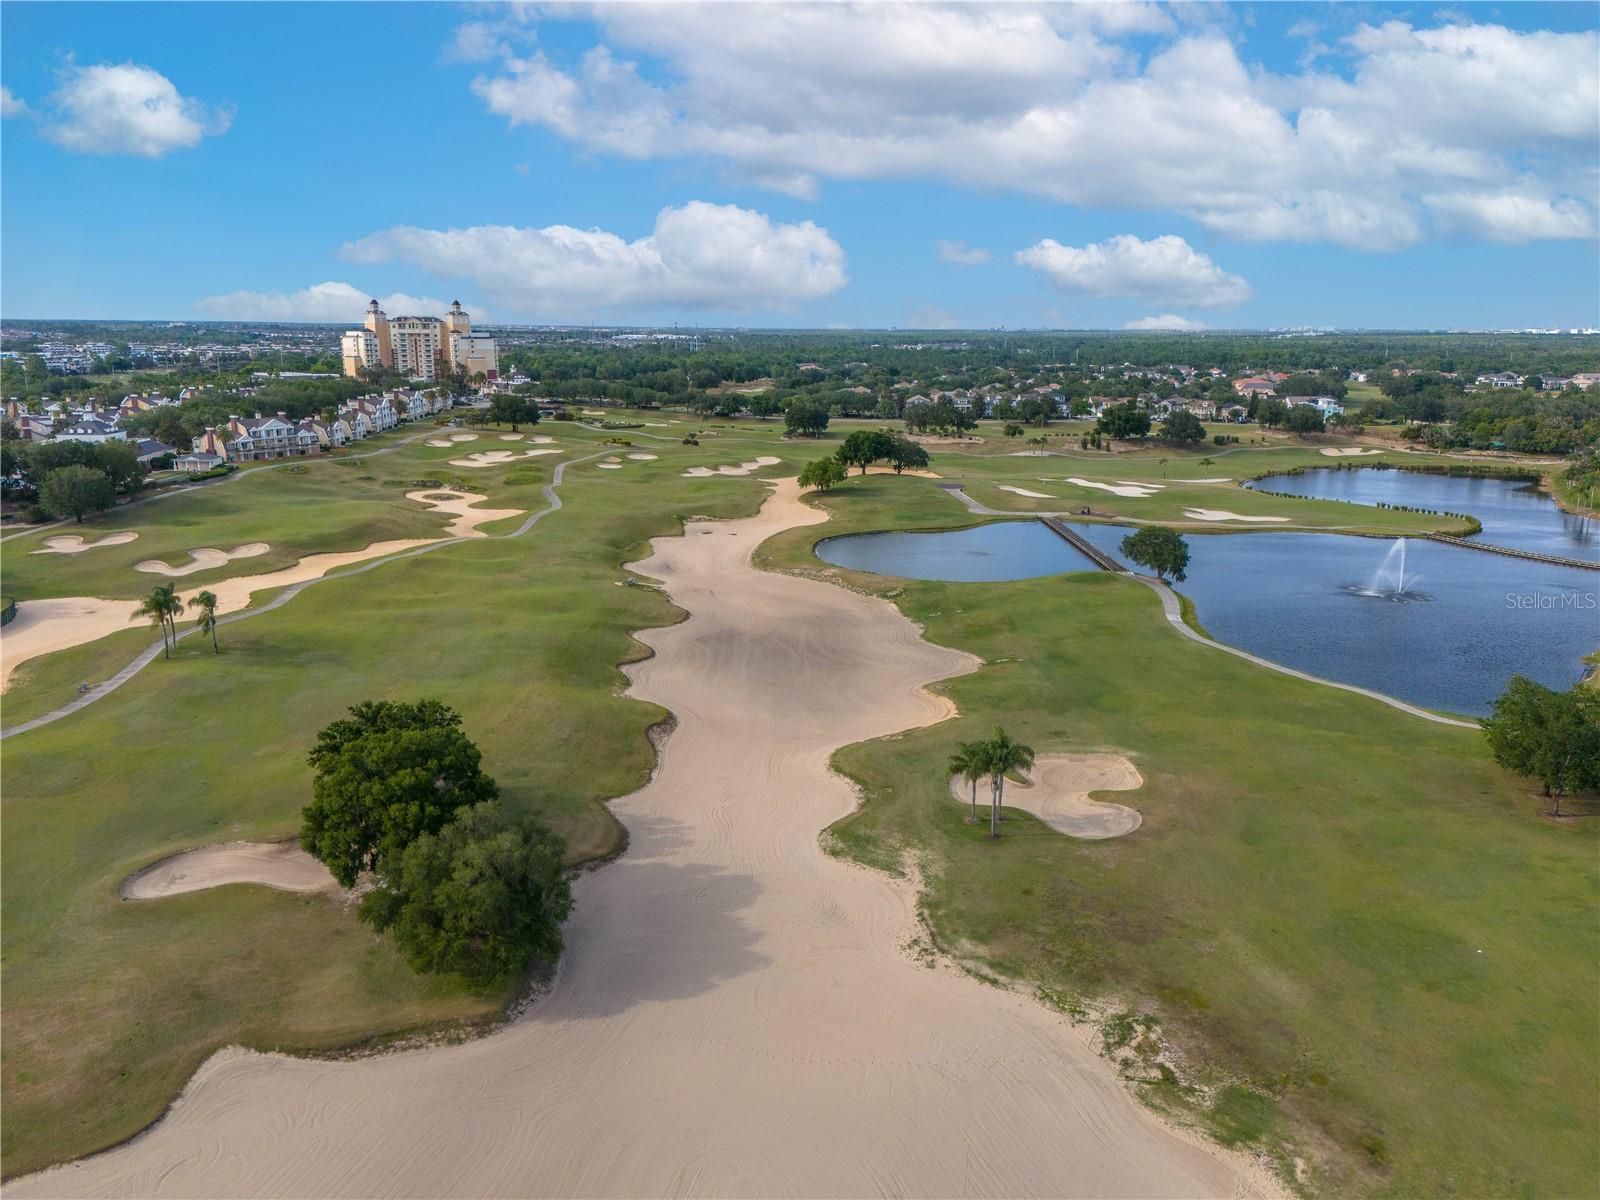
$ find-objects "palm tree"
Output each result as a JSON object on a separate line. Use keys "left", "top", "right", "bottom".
{"left": 189, "top": 590, "right": 220, "bottom": 653}
{"left": 947, "top": 740, "right": 990, "bottom": 824}
{"left": 135, "top": 587, "right": 173, "bottom": 658}
{"left": 152, "top": 583, "right": 182, "bottom": 649}
{"left": 984, "top": 726, "right": 1036, "bottom": 839}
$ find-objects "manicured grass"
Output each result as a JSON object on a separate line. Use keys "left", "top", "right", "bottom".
{"left": 761, "top": 477, "right": 1599, "bottom": 1198}
{"left": 3, "top": 409, "right": 1579, "bottom": 1188}
{"left": 0, "top": 418, "right": 800, "bottom": 1176}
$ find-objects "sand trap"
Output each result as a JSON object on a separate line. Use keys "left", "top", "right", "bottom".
{"left": 1321, "top": 447, "right": 1381, "bottom": 457}
{"left": 604, "top": 456, "right": 623, "bottom": 463}
{"left": 644, "top": 422, "right": 675, "bottom": 427}
{"left": 998, "top": 485, "right": 1056, "bottom": 499}
{"left": 448, "top": 449, "right": 560, "bottom": 468}
{"left": 0, "top": 596, "right": 143, "bottom": 692}
{"left": 861, "top": 465, "right": 941, "bottom": 479}
{"left": 1171, "top": 478, "right": 1233, "bottom": 484}
{"left": 950, "top": 753, "right": 1144, "bottom": 839}
{"left": 681, "top": 456, "right": 782, "bottom": 477}
{"left": 1183, "top": 508, "right": 1291, "bottom": 524}
{"left": 626, "top": 453, "right": 658, "bottom": 461}
{"left": 581, "top": 408, "right": 605, "bottom": 416}
{"left": 11, "top": 480, "right": 1250, "bottom": 1200}
{"left": 598, "top": 463, "right": 623, "bottom": 470}
{"left": 1006, "top": 450, "right": 1051, "bottom": 457}
{"left": 133, "top": 543, "right": 270, "bottom": 577}
{"left": 1, "top": 538, "right": 447, "bottom": 691}
{"left": 424, "top": 438, "right": 455, "bottom": 448}
{"left": 405, "top": 489, "right": 522, "bottom": 538}
{"left": 120, "top": 842, "right": 338, "bottom": 900}
{"left": 1065, "top": 477, "right": 1162, "bottom": 498}
{"left": 30, "top": 532, "right": 140, "bottom": 555}
{"left": 448, "top": 432, "right": 478, "bottom": 442}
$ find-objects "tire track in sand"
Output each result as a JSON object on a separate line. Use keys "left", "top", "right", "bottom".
{"left": 12, "top": 478, "right": 1259, "bottom": 1199}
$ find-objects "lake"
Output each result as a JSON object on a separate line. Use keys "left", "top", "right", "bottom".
{"left": 816, "top": 520, "right": 1597, "bottom": 717}
{"left": 1246, "top": 467, "right": 1597, "bottom": 561}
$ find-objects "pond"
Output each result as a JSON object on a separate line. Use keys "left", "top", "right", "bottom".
{"left": 816, "top": 521, "right": 1597, "bottom": 717}
{"left": 1246, "top": 467, "right": 1597, "bottom": 561}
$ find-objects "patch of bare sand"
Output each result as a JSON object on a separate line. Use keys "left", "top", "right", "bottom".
{"left": 1183, "top": 508, "right": 1290, "bottom": 524}
{"left": 120, "top": 842, "right": 338, "bottom": 900}
{"left": 951, "top": 753, "right": 1143, "bottom": 838}
{"left": 0, "top": 597, "right": 142, "bottom": 692}
{"left": 862, "top": 464, "right": 940, "bottom": 478}
{"left": 133, "top": 543, "right": 270, "bottom": 577}
{"left": 1321, "top": 447, "right": 1381, "bottom": 457}
{"left": 30, "top": 532, "right": 139, "bottom": 555}
{"left": 1066, "top": 476, "right": 1162, "bottom": 498}
{"left": 681, "top": 455, "right": 781, "bottom": 477}
{"left": 12, "top": 480, "right": 1262, "bottom": 1200}
{"left": 448, "top": 449, "right": 560, "bottom": 468}
{"left": 626, "top": 452, "right": 658, "bottom": 461}
{"left": 998, "top": 484, "right": 1055, "bottom": 498}
{"left": 404, "top": 489, "right": 522, "bottom": 538}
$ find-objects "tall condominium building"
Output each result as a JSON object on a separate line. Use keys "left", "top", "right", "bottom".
{"left": 340, "top": 300, "right": 498, "bottom": 382}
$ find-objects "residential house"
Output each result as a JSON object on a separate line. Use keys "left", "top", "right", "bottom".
{"left": 1232, "top": 376, "right": 1278, "bottom": 397}
{"left": 1186, "top": 398, "right": 1218, "bottom": 419}
{"left": 55, "top": 416, "right": 127, "bottom": 444}
{"left": 1475, "top": 372, "right": 1524, "bottom": 389}
{"left": 223, "top": 412, "right": 321, "bottom": 462}
{"left": 133, "top": 438, "right": 176, "bottom": 467}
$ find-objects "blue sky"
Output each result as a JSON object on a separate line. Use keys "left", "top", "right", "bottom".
{"left": 2, "top": 2, "right": 1596, "bottom": 329}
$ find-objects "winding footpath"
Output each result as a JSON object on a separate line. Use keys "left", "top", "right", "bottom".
{"left": 12, "top": 480, "right": 1259, "bottom": 1199}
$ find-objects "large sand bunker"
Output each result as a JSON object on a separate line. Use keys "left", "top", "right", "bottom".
{"left": 1172, "top": 477, "right": 1233, "bottom": 484}
{"left": 448, "top": 449, "right": 560, "bottom": 468}
{"left": 681, "top": 456, "right": 782, "bottom": 477}
{"left": 404, "top": 489, "right": 522, "bottom": 537}
{"left": 1321, "top": 447, "right": 1381, "bottom": 457}
{"left": 133, "top": 543, "right": 270, "bottom": 577}
{"left": 30, "top": 532, "right": 139, "bottom": 555}
{"left": 1066, "top": 477, "right": 1163, "bottom": 498}
{"left": 120, "top": 842, "right": 338, "bottom": 900}
{"left": 998, "top": 485, "right": 1055, "bottom": 499}
{"left": 950, "top": 753, "right": 1144, "bottom": 838}
{"left": 0, "top": 596, "right": 142, "bottom": 692}
{"left": 9, "top": 481, "right": 1254, "bottom": 1200}
{"left": 1183, "top": 508, "right": 1291, "bottom": 524}
{"left": 626, "top": 452, "right": 658, "bottom": 461}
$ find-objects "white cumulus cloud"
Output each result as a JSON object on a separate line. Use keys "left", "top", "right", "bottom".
{"left": 461, "top": 6, "right": 1598, "bottom": 249}
{"left": 935, "top": 239, "right": 991, "bottom": 266}
{"left": 193, "top": 282, "right": 484, "bottom": 324}
{"left": 340, "top": 201, "right": 847, "bottom": 316}
{"left": 1, "top": 86, "right": 29, "bottom": 118}
{"left": 1124, "top": 314, "right": 1208, "bottom": 331}
{"left": 42, "top": 62, "right": 230, "bottom": 157}
{"left": 1016, "top": 235, "right": 1250, "bottom": 309}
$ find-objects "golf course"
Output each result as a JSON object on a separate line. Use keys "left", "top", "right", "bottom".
{"left": 2, "top": 412, "right": 1594, "bottom": 1197}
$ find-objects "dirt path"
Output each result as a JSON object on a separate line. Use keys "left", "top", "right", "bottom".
{"left": 12, "top": 479, "right": 1256, "bottom": 1199}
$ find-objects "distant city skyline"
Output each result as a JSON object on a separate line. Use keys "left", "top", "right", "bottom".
{"left": 2, "top": 2, "right": 1596, "bottom": 329}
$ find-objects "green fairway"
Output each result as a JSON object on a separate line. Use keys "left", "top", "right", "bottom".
{"left": 758, "top": 475, "right": 1599, "bottom": 1198}
{"left": 3, "top": 409, "right": 1584, "bottom": 1192}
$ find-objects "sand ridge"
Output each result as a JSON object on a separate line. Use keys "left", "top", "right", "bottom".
{"left": 30, "top": 532, "right": 140, "bottom": 555}
{"left": 998, "top": 484, "right": 1055, "bottom": 499}
{"left": 120, "top": 842, "right": 339, "bottom": 900}
{"left": 951, "top": 753, "right": 1144, "bottom": 838}
{"left": 133, "top": 544, "right": 270, "bottom": 577}
{"left": 11, "top": 480, "right": 1256, "bottom": 1199}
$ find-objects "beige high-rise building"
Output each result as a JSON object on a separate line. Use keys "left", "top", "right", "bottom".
{"left": 341, "top": 299, "right": 497, "bottom": 382}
